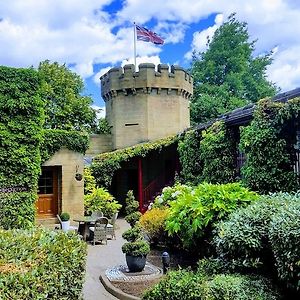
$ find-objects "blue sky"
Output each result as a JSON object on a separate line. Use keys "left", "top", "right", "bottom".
{"left": 1, "top": 0, "right": 300, "bottom": 115}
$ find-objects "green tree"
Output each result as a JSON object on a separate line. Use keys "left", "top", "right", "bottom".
{"left": 191, "top": 14, "right": 277, "bottom": 124}
{"left": 38, "top": 60, "right": 96, "bottom": 132}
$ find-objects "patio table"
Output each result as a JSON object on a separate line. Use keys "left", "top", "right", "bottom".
{"left": 73, "top": 216, "right": 97, "bottom": 241}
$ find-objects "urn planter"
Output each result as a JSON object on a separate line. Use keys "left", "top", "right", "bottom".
{"left": 126, "top": 254, "right": 147, "bottom": 272}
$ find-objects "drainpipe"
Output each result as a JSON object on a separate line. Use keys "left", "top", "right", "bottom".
{"left": 138, "top": 157, "right": 143, "bottom": 212}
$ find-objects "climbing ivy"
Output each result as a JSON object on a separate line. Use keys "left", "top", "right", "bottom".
{"left": 40, "top": 129, "right": 89, "bottom": 163}
{"left": 177, "top": 130, "right": 203, "bottom": 185}
{"left": 200, "top": 121, "right": 237, "bottom": 184}
{"left": 0, "top": 66, "right": 44, "bottom": 229}
{"left": 240, "top": 98, "right": 300, "bottom": 193}
{"left": 91, "top": 135, "right": 177, "bottom": 188}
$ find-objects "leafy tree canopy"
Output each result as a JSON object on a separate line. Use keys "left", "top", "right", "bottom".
{"left": 38, "top": 60, "right": 96, "bottom": 132}
{"left": 191, "top": 13, "right": 277, "bottom": 124}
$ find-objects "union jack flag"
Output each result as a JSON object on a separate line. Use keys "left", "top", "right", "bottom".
{"left": 136, "top": 25, "right": 164, "bottom": 45}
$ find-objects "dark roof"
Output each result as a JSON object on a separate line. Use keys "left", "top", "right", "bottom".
{"left": 196, "top": 87, "right": 300, "bottom": 131}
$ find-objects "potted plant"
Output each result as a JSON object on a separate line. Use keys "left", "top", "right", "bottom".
{"left": 60, "top": 212, "right": 70, "bottom": 232}
{"left": 122, "top": 191, "right": 150, "bottom": 272}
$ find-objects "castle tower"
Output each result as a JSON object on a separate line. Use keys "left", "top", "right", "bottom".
{"left": 100, "top": 63, "right": 193, "bottom": 149}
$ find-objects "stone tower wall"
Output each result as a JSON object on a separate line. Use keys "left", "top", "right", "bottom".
{"left": 101, "top": 63, "right": 193, "bottom": 149}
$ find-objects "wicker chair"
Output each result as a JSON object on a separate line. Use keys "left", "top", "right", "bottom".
{"left": 91, "top": 211, "right": 103, "bottom": 218}
{"left": 89, "top": 217, "right": 108, "bottom": 245}
{"left": 106, "top": 212, "right": 118, "bottom": 239}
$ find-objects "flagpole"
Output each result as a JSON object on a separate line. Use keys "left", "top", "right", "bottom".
{"left": 133, "top": 22, "right": 137, "bottom": 71}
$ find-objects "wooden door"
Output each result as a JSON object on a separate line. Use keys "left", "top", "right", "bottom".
{"left": 36, "top": 167, "right": 58, "bottom": 217}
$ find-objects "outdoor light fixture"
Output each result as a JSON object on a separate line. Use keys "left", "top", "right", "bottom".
{"left": 161, "top": 251, "right": 170, "bottom": 274}
{"left": 75, "top": 165, "right": 83, "bottom": 181}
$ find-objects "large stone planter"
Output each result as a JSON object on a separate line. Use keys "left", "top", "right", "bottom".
{"left": 126, "top": 254, "right": 147, "bottom": 272}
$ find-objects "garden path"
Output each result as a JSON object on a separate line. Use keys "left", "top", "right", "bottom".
{"left": 83, "top": 218, "right": 130, "bottom": 300}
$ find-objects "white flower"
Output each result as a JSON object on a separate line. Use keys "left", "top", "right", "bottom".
{"left": 171, "top": 191, "right": 181, "bottom": 198}
{"left": 157, "top": 196, "right": 163, "bottom": 204}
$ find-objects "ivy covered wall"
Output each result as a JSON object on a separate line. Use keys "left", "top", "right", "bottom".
{"left": 0, "top": 66, "right": 90, "bottom": 229}
{"left": 200, "top": 121, "right": 237, "bottom": 184}
{"left": 240, "top": 98, "right": 300, "bottom": 193}
{"left": 178, "top": 130, "right": 203, "bottom": 185}
{"left": 0, "top": 66, "right": 44, "bottom": 229}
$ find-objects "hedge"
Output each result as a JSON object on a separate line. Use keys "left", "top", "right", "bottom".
{"left": 269, "top": 200, "right": 300, "bottom": 290}
{"left": 142, "top": 269, "right": 279, "bottom": 300}
{"left": 0, "top": 228, "right": 87, "bottom": 299}
{"left": 214, "top": 192, "right": 300, "bottom": 291}
{"left": 0, "top": 66, "right": 44, "bottom": 229}
{"left": 41, "top": 129, "right": 90, "bottom": 162}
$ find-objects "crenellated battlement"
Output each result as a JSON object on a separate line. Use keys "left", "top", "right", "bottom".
{"left": 100, "top": 63, "right": 193, "bottom": 101}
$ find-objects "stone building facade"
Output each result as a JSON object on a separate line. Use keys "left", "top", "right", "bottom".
{"left": 101, "top": 63, "right": 193, "bottom": 149}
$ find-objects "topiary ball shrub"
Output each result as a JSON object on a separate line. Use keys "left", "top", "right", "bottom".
{"left": 125, "top": 211, "right": 142, "bottom": 227}
{"left": 122, "top": 240, "right": 150, "bottom": 257}
{"left": 122, "top": 226, "right": 143, "bottom": 242}
{"left": 60, "top": 212, "right": 70, "bottom": 221}
{"left": 0, "top": 228, "right": 87, "bottom": 299}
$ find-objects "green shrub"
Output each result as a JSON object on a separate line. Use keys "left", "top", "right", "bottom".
{"left": 0, "top": 228, "right": 86, "bottom": 299}
{"left": 269, "top": 200, "right": 300, "bottom": 290}
{"left": 200, "top": 274, "right": 279, "bottom": 300}
{"left": 84, "top": 187, "right": 121, "bottom": 217}
{"left": 143, "top": 269, "right": 203, "bottom": 300}
{"left": 125, "top": 211, "right": 142, "bottom": 227}
{"left": 122, "top": 240, "right": 150, "bottom": 256}
{"left": 142, "top": 269, "right": 279, "bottom": 300}
{"left": 166, "top": 182, "right": 258, "bottom": 248}
{"left": 84, "top": 167, "right": 96, "bottom": 194}
{"left": 125, "top": 190, "right": 139, "bottom": 215}
{"left": 124, "top": 190, "right": 141, "bottom": 227}
{"left": 214, "top": 192, "right": 300, "bottom": 270}
{"left": 60, "top": 212, "right": 70, "bottom": 221}
{"left": 122, "top": 226, "right": 143, "bottom": 242}
{"left": 139, "top": 207, "right": 169, "bottom": 244}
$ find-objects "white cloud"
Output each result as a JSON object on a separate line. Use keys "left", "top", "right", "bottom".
{"left": 267, "top": 46, "right": 300, "bottom": 91}
{"left": 1, "top": 0, "right": 300, "bottom": 93}
{"left": 91, "top": 104, "right": 106, "bottom": 118}
{"left": 185, "top": 14, "right": 223, "bottom": 60}
{"left": 121, "top": 55, "right": 162, "bottom": 70}
{"left": 93, "top": 66, "right": 113, "bottom": 85}
{"left": 154, "top": 22, "right": 188, "bottom": 44}
{"left": 71, "top": 61, "right": 94, "bottom": 79}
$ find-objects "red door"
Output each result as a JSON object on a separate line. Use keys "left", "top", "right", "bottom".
{"left": 36, "top": 167, "right": 58, "bottom": 217}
